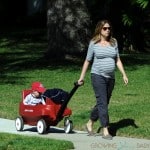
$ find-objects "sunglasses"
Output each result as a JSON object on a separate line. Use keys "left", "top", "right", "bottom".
{"left": 102, "top": 27, "right": 111, "bottom": 31}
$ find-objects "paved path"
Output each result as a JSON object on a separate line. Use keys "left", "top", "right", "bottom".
{"left": 0, "top": 118, "right": 150, "bottom": 150}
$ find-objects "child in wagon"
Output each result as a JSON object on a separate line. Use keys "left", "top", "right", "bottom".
{"left": 23, "top": 82, "right": 46, "bottom": 106}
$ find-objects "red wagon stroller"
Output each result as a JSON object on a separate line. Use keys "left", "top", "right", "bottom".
{"left": 15, "top": 82, "right": 80, "bottom": 134}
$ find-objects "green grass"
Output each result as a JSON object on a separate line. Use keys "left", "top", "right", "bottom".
{"left": 0, "top": 132, "right": 74, "bottom": 150}
{"left": 0, "top": 28, "right": 150, "bottom": 148}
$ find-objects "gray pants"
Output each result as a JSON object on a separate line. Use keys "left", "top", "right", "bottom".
{"left": 90, "top": 74, "right": 115, "bottom": 127}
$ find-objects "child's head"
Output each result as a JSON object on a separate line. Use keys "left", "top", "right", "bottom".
{"left": 32, "top": 90, "right": 41, "bottom": 97}
{"left": 31, "top": 82, "right": 46, "bottom": 97}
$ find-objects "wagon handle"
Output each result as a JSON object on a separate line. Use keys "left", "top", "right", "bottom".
{"left": 74, "top": 80, "right": 84, "bottom": 86}
{"left": 56, "top": 81, "right": 82, "bottom": 122}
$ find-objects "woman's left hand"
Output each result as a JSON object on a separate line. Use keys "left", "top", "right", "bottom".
{"left": 123, "top": 75, "right": 128, "bottom": 85}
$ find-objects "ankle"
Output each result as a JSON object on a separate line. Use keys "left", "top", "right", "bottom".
{"left": 103, "top": 127, "right": 110, "bottom": 136}
{"left": 86, "top": 120, "right": 94, "bottom": 131}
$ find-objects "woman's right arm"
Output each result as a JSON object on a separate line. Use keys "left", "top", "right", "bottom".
{"left": 78, "top": 60, "right": 90, "bottom": 85}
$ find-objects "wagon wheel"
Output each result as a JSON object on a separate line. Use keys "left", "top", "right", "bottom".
{"left": 37, "top": 119, "right": 47, "bottom": 134}
{"left": 15, "top": 116, "right": 24, "bottom": 131}
{"left": 64, "top": 118, "right": 73, "bottom": 134}
{"left": 46, "top": 125, "right": 50, "bottom": 131}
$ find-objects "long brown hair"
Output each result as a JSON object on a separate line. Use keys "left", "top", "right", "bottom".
{"left": 91, "top": 20, "right": 116, "bottom": 46}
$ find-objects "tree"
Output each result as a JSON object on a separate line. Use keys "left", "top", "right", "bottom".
{"left": 46, "top": 0, "right": 150, "bottom": 57}
{"left": 121, "top": 0, "right": 150, "bottom": 52}
{"left": 46, "top": 0, "right": 92, "bottom": 59}
{"left": 86, "top": 0, "right": 150, "bottom": 52}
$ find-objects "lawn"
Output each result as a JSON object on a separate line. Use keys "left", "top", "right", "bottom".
{"left": 0, "top": 27, "right": 150, "bottom": 143}
{"left": 0, "top": 132, "right": 74, "bottom": 150}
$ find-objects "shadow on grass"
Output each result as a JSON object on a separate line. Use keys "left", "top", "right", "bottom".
{"left": 0, "top": 27, "right": 150, "bottom": 84}
{"left": 108, "top": 118, "right": 138, "bottom": 136}
{"left": 96, "top": 118, "right": 138, "bottom": 136}
{"left": 0, "top": 27, "right": 84, "bottom": 70}
{"left": 120, "top": 54, "right": 150, "bottom": 71}
{"left": 0, "top": 27, "right": 85, "bottom": 84}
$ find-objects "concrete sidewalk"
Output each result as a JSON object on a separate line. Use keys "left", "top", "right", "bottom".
{"left": 0, "top": 118, "right": 150, "bottom": 150}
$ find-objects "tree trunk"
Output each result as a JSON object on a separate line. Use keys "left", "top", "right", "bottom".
{"left": 46, "top": 0, "right": 92, "bottom": 60}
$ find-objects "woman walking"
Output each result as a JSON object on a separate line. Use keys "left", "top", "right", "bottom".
{"left": 78, "top": 20, "right": 128, "bottom": 140}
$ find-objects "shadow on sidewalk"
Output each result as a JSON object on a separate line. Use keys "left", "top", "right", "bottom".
{"left": 109, "top": 118, "right": 138, "bottom": 136}
{"left": 23, "top": 126, "right": 76, "bottom": 134}
{"left": 97, "top": 118, "right": 138, "bottom": 136}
